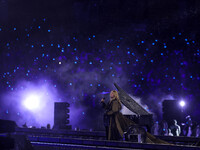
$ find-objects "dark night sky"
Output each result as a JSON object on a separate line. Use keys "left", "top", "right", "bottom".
{"left": 3, "top": 0, "right": 200, "bottom": 32}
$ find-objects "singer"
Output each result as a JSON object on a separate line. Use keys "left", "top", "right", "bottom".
{"left": 100, "top": 90, "right": 132, "bottom": 140}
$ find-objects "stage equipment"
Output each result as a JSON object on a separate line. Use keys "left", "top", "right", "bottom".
{"left": 53, "top": 102, "right": 71, "bottom": 130}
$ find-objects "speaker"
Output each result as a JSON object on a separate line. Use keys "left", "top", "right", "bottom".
{"left": 162, "top": 100, "right": 183, "bottom": 126}
{"left": 54, "top": 102, "right": 71, "bottom": 130}
{"left": 0, "top": 119, "right": 17, "bottom": 133}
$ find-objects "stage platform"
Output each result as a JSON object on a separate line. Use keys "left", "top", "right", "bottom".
{"left": 30, "top": 136, "right": 200, "bottom": 150}
{"left": 1, "top": 127, "right": 200, "bottom": 149}
{"left": 13, "top": 127, "right": 200, "bottom": 150}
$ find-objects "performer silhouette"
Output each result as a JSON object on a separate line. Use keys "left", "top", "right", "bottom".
{"left": 100, "top": 90, "right": 132, "bottom": 140}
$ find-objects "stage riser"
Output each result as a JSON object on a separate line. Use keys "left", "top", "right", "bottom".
{"left": 32, "top": 142, "right": 140, "bottom": 150}
{"left": 16, "top": 128, "right": 200, "bottom": 145}
{"left": 28, "top": 136, "right": 200, "bottom": 150}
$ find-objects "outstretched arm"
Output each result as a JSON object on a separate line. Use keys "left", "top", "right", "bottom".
{"left": 100, "top": 98, "right": 108, "bottom": 109}
{"left": 101, "top": 101, "right": 107, "bottom": 109}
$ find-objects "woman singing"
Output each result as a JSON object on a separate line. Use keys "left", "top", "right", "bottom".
{"left": 101, "top": 90, "right": 132, "bottom": 140}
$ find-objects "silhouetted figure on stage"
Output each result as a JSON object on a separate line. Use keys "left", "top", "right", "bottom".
{"left": 47, "top": 124, "right": 51, "bottom": 129}
{"left": 195, "top": 125, "right": 200, "bottom": 137}
{"left": 160, "top": 120, "right": 168, "bottom": 136}
{"left": 151, "top": 121, "right": 160, "bottom": 135}
{"left": 187, "top": 125, "right": 193, "bottom": 137}
{"left": 184, "top": 115, "right": 193, "bottom": 137}
{"left": 191, "top": 121, "right": 198, "bottom": 137}
{"left": 100, "top": 90, "right": 132, "bottom": 141}
{"left": 22, "top": 122, "right": 27, "bottom": 128}
{"left": 170, "top": 120, "right": 181, "bottom": 136}
{"left": 168, "top": 129, "right": 173, "bottom": 136}
{"left": 181, "top": 124, "right": 187, "bottom": 136}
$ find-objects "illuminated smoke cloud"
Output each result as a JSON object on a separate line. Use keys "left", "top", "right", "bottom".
{"left": 47, "top": 59, "right": 128, "bottom": 129}
{"left": 142, "top": 90, "right": 176, "bottom": 120}
{"left": 1, "top": 80, "right": 59, "bottom": 128}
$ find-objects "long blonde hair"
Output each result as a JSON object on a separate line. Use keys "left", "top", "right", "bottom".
{"left": 110, "top": 90, "right": 121, "bottom": 103}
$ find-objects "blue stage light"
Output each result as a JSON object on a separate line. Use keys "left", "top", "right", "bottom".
{"left": 179, "top": 100, "right": 185, "bottom": 107}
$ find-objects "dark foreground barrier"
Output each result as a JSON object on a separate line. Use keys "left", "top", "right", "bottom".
{"left": 30, "top": 136, "right": 200, "bottom": 150}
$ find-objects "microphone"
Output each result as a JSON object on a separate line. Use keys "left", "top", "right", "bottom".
{"left": 100, "top": 97, "right": 105, "bottom": 104}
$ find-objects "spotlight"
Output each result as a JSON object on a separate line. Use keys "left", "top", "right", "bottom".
{"left": 179, "top": 100, "right": 185, "bottom": 107}
{"left": 23, "top": 94, "right": 40, "bottom": 111}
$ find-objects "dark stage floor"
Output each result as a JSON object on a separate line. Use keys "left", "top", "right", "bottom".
{"left": 1, "top": 128, "right": 200, "bottom": 150}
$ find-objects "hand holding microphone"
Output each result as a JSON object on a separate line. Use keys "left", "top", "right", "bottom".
{"left": 100, "top": 97, "right": 105, "bottom": 103}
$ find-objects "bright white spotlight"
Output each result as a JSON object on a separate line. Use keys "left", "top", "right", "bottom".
{"left": 179, "top": 100, "right": 185, "bottom": 107}
{"left": 23, "top": 95, "right": 40, "bottom": 111}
